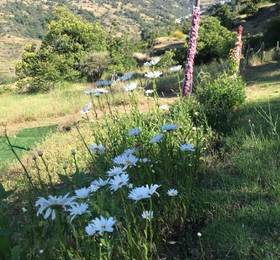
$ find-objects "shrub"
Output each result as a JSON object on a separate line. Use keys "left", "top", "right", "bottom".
{"left": 177, "top": 16, "right": 235, "bottom": 65}
{"left": 78, "top": 52, "right": 111, "bottom": 82}
{"left": 172, "top": 30, "right": 185, "bottom": 39}
{"left": 196, "top": 73, "right": 246, "bottom": 132}
{"left": 156, "top": 50, "right": 177, "bottom": 69}
{"left": 196, "top": 17, "right": 235, "bottom": 63}
{"left": 107, "top": 37, "right": 138, "bottom": 74}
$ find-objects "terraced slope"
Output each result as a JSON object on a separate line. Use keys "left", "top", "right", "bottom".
{"left": 0, "top": 35, "right": 40, "bottom": 81}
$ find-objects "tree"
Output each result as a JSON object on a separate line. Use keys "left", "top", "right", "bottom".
{"left": 196, "top": 16, "right": 235, "bottom": 63}
{"left": 176, "top": 16, "right": 235, "bottom": 64}
{"left": 16, "top": 7, "right": 107, "bottom": 92}
{"left": 107, "top": 37, "right": 137, "bottom": 74}
{"left": 79, "top": 52, "right": 111, "bottom": 82}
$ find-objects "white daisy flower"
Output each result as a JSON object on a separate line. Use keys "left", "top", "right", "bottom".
{"left": 109, "top": 173, "right": 129, "bottom": 192}
{"left": 159, "top": 104, "right": 169, "bottom": 111}
{"left": 149, "top": 134, "right": 163, "bottom": 144}
{"left": 123, "top": 82, "right": 138, "bottom": 92}
{"left": 180, "top": 143, "right": 195, "bottom": 152}
{"left": 35, "top": 194, "right": 76, "bottom": 221}
{"left": 128, "top": 128, "right": 141, "bottom": 137}
{"left": 80, "top": 102, "right": 92, "bottom": 114}
{"left": 128, "top": 184, "right": 160, "bottom": 201}
{"left": 89, "top": 144, "right": 105, "bottom": 155}
{"left": 144, "top": 57, "right": 161, "bottom": 67}
{"left": 119, "top": 72, "right": 134, "bottom": 81}
{"left": 167, "top": 189, "right": 178, "bottom": 197}
{"left": 169, "top": 65, "right": 182, "bottom": 73}
{"left": 107, "top": 166, "right": 127, "bottom": 177}
{"left": 145, "top": 89, "right": 154, "bottom": 96}
{"left": 161, "top": 123, "right": 177, "bottom": 132}
{"left": 145, "top": 71, "right": 162, "bottom": 79}
{"left": 113, "top": 153, "right": 139, "bottom": 167}
{"left": 74, "top": 187, "right": 91, "bottom": 199}
{"left": 91, "top": 178, "right": 109, "bottom": 188}
{"left": 85, "top": 216, "right": 116, "bottom": 236}
{"left": 96, "top": 80, "right": 112, "bottom": 87}
{"left": 67, "top": 203, "right": 89, "bottom": 222}
{"left": 141, "top": 210, "right": 154, "bottom": 221}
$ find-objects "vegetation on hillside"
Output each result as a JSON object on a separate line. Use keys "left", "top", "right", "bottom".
{"left": 0, "top": 0, "right": 191, "bottom": 39}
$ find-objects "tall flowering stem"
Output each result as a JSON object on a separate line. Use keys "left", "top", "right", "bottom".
{"left": 230, "top": 25, "right": 243, "bottom": 74}
{"left": 182, "top": 2, "right": 201, "bottom": 96}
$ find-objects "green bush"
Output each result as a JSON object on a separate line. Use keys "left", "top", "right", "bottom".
{"left": 16, "top": 7, "right": 107, "bottom": 92}
{"left": 156, "top": 50, "right": 177, "bottom": 69}
{"left": 196, "top": 73, "right": 246, "bottom": 132}
{"left": 78, "top": 52, "right": 111, "bottom": 82}
{"left": 107, "top": 36, "right": 138, "bottom": 74}
{"left": 178, "top": 16, "right": 235, "bottom": 64}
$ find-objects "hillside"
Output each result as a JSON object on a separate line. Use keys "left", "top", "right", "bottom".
{"left": 0, "top": 35, "right": 40, "bottom": 81}
{"left": 0, "top": 0, "right": 195, "bottom": 39}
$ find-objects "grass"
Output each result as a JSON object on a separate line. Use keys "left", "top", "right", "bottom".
{"left": 0, "top": 81, "right": 146, "bottom": 130}
{"left": 0, "top": 82, "right": 92, "bottom": 127}
{"left": 0, "top": 125, "right": 57, "bottom": 171}
{"left": 186, "top": 62, "right": 280, "bottom": 259}
{"left": 0, "top": 89, "right": 212, "bottom": 259}
{"left": 1, "top": 59, "right": 280, "bottom": 258}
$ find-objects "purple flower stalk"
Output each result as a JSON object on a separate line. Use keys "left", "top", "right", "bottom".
{"left": 234, "top": 25, "right": 243, "bottom": 72}
{"left": 182, "top": 5, "right": 201, "bottom": 96}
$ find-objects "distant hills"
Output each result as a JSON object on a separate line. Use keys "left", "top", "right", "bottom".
{"left": 0, "top": 0, "right": 218, "bottom": 39}
{"left": 0, "top": 0, "right": 216, "bottom": 81}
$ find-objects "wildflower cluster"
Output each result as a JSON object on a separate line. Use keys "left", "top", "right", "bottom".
{"left": 34, "top": 122, "right": 196, "bottom": 240}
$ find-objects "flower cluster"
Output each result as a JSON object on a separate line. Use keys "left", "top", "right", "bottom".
{"left": 145, "top": 71, "right": 162, "bottom": 79}
{"left": 85, "top": 88, "right": 109, "bottom": 96}
{"left": 169, "top": 65, "right": 182, "bottom": 73}
{"left": 144, "top": 57, "right": 161, "bottom": 67}
{"left": 123, "top": 82, "right": 138, "bottom": 92}
{"left": 96, "top": 80, "right": 113, "bottom": 87}
{"left": 119, "top": 72, "right": 135, "bottom": 81}
{"left": 182, "top": 5, "right": 201, "bottom": 96}
{"left": 35, "top": 122, "right": 184, "bottom": 237}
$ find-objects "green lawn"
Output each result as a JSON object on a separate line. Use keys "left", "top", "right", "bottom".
{"left": 0, "top": 125, "right": 57, "bottom": 171}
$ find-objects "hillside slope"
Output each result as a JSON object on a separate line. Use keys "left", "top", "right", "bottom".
{"left": 0, "top": 35, "right": 40, "bottom": 81}
{"left": 0, "top": 0, "right": 191, "bottom": 38}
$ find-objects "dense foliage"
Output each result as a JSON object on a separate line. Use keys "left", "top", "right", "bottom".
{"left": 196, "top": 73, "right": 246, "bottom": 132}
{"left": 176, "top": 16, "right": 235, "bottom": 65}
{"left": 15, "top": 8, "right": 140, "bottom": 92}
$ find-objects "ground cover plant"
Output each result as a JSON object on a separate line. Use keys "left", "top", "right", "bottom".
{"left": 1, "top": 85, "right": 214, "bottom": 258}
